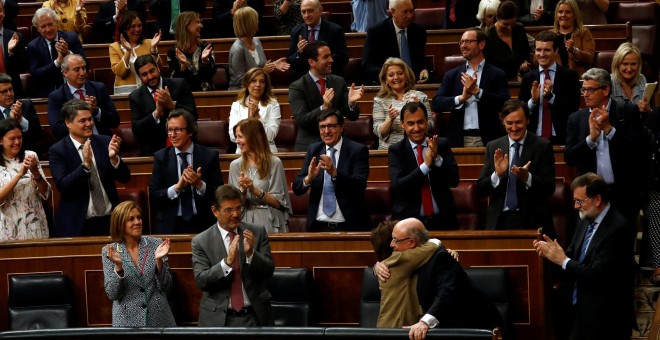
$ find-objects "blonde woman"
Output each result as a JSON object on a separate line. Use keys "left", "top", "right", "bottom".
{"left": 610, "top": 42, "right": 651, "bottom": 112}
{"left": 552, "top": 0, "right": 594, "bottom": 77}
{"left": 167, "top": 11, "right": 216, "bottom": 91}
{"left": 42, "top": 0, "right": 86, "bottom": 43}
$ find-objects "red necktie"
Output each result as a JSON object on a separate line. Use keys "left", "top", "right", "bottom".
{"left": 76, "top": 88, "right": 85, "bottom": 100}
{"left": 0, "top": 48, "right": 6, "bottom": 73}
{"left": 541, "top": 69, "right": 552, "bottom": 139}
{"left": 317, "top": 78, "right": 326, "bottom": 96}
{"left": 449, "top": 0, "right": 457, "bottom": 22}
{"left": 228, "top": 231, "right": 245, "bottom": 311}
{"left": 415, "top": 144, "right": 434, "bottom": 217}
{"left": 308, "top": 28, "right": 315, "bottom": 41}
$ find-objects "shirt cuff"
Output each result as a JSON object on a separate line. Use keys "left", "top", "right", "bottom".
{"left": 20, "top": 117, "right": 29, "bottom": 132}
{"left": 524, "top": 172, "right": 532, "bottom": 188}
{"left": 527, "top": 98, "right": 535, "bottom": 110}
{"left": 586, "top": 136, "right": 598, "bottom": 149}
{"left": 454, "top": 96, "right": 461, "bottom": 107}
{"left": 167, "top": 185, "right": 179, "bottom": 199}
{"left": 421, "top": 314, "right": 438, "bottom": 328}
{"left": 561, "top": 257, "right": 571, "bottom": 270}
{"left": 605, "top": 126, "right": 616, "bottom": 139}
{"left": 222, "top": 258, "right": 233, "bottom": 276}
{"left": 196, "top": 181, "right": 207, "bottom": 196}
{"left": 111, "top": 156, "right": 121, "bottom": 168}
{"left": 246, "top": 253, "right": 253, "bottom": 264}
{"left": 490, "top": 171, "right": 500, "bottom": 188}
{"left": 420, "top": 162, "right": 431, "bottom": 175}
{"left": 433, "top": 156, "right": 443, "bottom": 167}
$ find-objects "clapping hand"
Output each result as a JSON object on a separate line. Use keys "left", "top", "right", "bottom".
{"left": 386, "top": 105, "right": 398, "bottom": 121}
{"left": 348, "top": 83, "right": 364, "bottom": 106}
{"left": 321, "top": 88, "right": 335, "bottom": 110}
{"left": 9, "top": 101, "right": 23, "bottom": 122}
{"left": 152, "top": 30, "right": 162, "bottom": 48}
{"left": 297, "top": 35, "right": 308, "bottom": 54}
{"left": 201, "top": 44, "right": 213, "bottom": 64}
{"left": 108, "top": 134, "right": 122, "bottom": 161}
{"left": 493, "top": 148, "right": 509, "bottom": 178}
{"left": 237, "top": 171, "right": 254, "bottom": 193}
{"left": 304, "top": 156, "right": 322, "bottom": 184}
{"left": 175, "top": 48, "right": 189, "bottom": 70}
{"left": 182, "top": 166, "right": 203, "bottom": 190}
{"left": 76, "top": 0, "right": 86, "bottom": 13}
{"left": 243, "top": 229, "right": 255, "bottom": 256}
{"left": 7, "top": 32, "right": 19, "bottom": 54}
{"left": 247, "top": 97, "right": 260, "bottom": 119}
{"left": 423, "top": 136, "right": 439, "bottom": 167}
{"left": 105, "top": 244, "right": 124, "bottom": 268}
{"left": 23, "top": 154, "right": 40, "bottom": 177}
{"left": 155, "top": 239, "right": 171, "bottom": 259}
{"left": 511, "top": 161, "right": 531, "bottom": 182}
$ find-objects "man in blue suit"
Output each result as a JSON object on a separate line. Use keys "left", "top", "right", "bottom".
{"left": 49, "top": 100, "right": 130, "bottom": 237}
{"left": 48, "top": 54, "right": 119, "bottom": 140}
{"left": 292, "top": 109, "right": 371, "bottom": 231}
{"left": 0, "top": 0, "right": 28, "bottom": 99}
{"left": 432, "top": 28, "right": 509, "bottom": 147}
{"left": 26, "top": 8, "right": 86, "bottom": 98}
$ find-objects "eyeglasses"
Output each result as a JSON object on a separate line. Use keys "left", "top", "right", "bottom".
{"left": 0, "top": 87, "right": 14, "bottom": 96}
{"left": 580, "top": 87, "right": 604, "bottom": 95}
{"left": 167, "top": 127, "right": 187, "bottom": 134}
{"left": 573, "top": 197, "right": 592, "bottom": 207}
{"left": 458, "top": 39, "right": 478, "bottom": 46}
{"left": 318, "top": 123, "right": 339, "bottom": 131}
{"left": 221, "top": 206, "right": 245, "bottom": 215}
{"left": 391, "top": 236, "right": 411, "bottom": 244}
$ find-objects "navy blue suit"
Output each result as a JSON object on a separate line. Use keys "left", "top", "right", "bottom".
{"left": 2, "top": 27, "right": 27, "bottom": 98}
{"left": 149, "top": 144, "right": 223, "bottom": 234}
{"left": 432, "top": 62, "right": 510, "bottom": 147}
{"left": 287, "top": 19, "right": 348, "bottom": 78}
{"left": 26, "top": 31, "right": 86, "bottom": 98}
{"left": 48, "top": 134, "right": 131, "bottom": 236}
{"left": 48, "top": 81, "right": 120, "bottom": 140}
{"left": 292, "top": 137, "right": 371, "bottom": 231}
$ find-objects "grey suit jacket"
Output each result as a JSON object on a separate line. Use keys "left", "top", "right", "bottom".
{"left": 192, "top": 222, "right": 275, "bottom": 326}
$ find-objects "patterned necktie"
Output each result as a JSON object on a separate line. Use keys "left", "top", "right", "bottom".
{"left": 227, "top": 230, "right": 245, "bottom": 311}
{"left": 76, "top": 88, "right": 85, "bottom": 101}
{"left": 573, "top": 221, "right": 597, "bottom": 304}
{"left": 415, "top": 144, "right": 434, "bottom": 216}
{"left": 322, "top": 147, "right": 337, "bottom": 216}
{"left": 317, "top": 78, "right": 326, "bottom": 96}
{"left": 80, "top": 145, "right": 107, "bottom": 216}
{"left": 399, "top": 29, "right": 412, "bottom": 68}
{"left": 178, "top": 152, "right": 194, "bottom": 221}
{"left": 505, "top": 142, "right": 521, "bottom": 211}
{"left": 541, "top": 69, "right": 553, "bottom": 139}
{"left": 308, "top": 28, "right": 315, "bottom": 41}
{"left": 449, "top": 0, "right": 457, "bottom": 22}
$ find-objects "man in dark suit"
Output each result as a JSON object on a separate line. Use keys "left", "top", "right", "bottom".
{"left": 444, "top": 0, "right": 480, "bottom": 29}
{"left": 149, "top": 0, "right": 205, "bottom": 40}
{"left": 0, "top": 74, "right": 42, "bottom": 153}
{"left": 92, "top": 0, "right": 147, "bottom": 43}
{"left": 1, "top": 0, "right": 18, "bottom": 31}
{"left": 288, "top": 40, "right": 362, "bottom": 151}
{"left": 292, "top": 109, "right": 371, "bottom": 231}
{"left": 388, "top": 102, "right": 459, "bottom": 230}
{"left": 213, "top": 0, "right": 265, "bottom": 38}
{"left": 287, "top": 0, "right": 348, "bottom": 78}
{"left": 362, "top": 0, "right": 429, "bottom": 84}
{"left": 26, "top": 8, "right": 86, "bottom": 98}
{"left": 0, "top": 0, "right": 27, "bottom": 99}
{"left": 48, "top": 54, "right": 120, "bottom": 140}
{"left": 192, "top": 185, "right": 274, "bottom": 327}
{"left": 519, "top": 30, "right": 580, "bottom": 145}
{"left": 149, "top": 109, "right": 223, "bottom": 234}
{"left": 534, "top": 172, "right": 634, "bottom": 340}
{"left": 514, "top": 0, "right": 557, "bottom": 26}
{"left": 477, "top": 99, "right": 556, "bottom": 233}
{"left": 48, "top": 100, "right": 131, "bottom": 237}
{"left": 130, "top": 54, "right": 197, "bottom": 156}
{"left": 565, "top": 67, "right": 645, "bottom": 225}
{"left": 375, "top": 218, "right": 502, "bottom": 339}
{"left": 432, "top": 28, "right": 509, "bottom": 147}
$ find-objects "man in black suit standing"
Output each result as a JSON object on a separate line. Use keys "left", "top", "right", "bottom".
{"left": 514, "top": 0, "right": 557, "bottom": 26}
{"left": 0, "top": 74, "right": 42, "bottom": 153}
{"left": 149, "top": 109, "right": 223, "bottom": 234}
{"left": 129, "top": 54, "right": 197, "bottom": 156}
{"left": 362, "top": 0, "right": 429, "bottom": 85}
{"left": 48, "top": 54, "right": 120, "bottom": 140}
{"left": 288, "top": 40, "right": 363, "bottom": 151}
{"left": 534, "top": 172, "right": 634, "bottom": 340}
{"left": 287, "top": 0, "right": 348, "bottom": 78}
{"left": 519, "top": 30, "right": 580, "bottom": 145}
{"left": 292, "top": 109, "right": 371, "bottom": 231}
{"left": 388, "top": 102, "right": 459, "bottom": 230}
{"left": 149, "top": 0, "right": 205, "bottom": 40}
{"left": 1, "top": 0, "right": 17, "bottom": 31}
{"left": 0, "top": 0, "right": 27, "bottom": 99}
{"left": 432, "top": 28, "right": 509, "bottom": 147}
{"left": 93, "top": 0, "right": 147, "bottom": 43}
{"left": 477, "top": 99, "right": 556, "bottom": 232}
{"left": 444, "top": 0, "right": 480, "bottom": 29}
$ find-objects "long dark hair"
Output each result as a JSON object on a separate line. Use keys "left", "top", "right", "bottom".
{"left": 0, "top": 119, "right": 24, "bottom": 167}
{"left": 119, "top": 11, "right": 145, "bottom": 45}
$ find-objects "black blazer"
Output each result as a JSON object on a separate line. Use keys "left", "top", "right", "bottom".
{"left": 565, "top": 99, "right": 645, "bottom": 219}
{"left": 47, "top": 81, "right": 120, "bottom": 140}
{"left": 287, "top": 19, "right": 348, "bottom": 78}
{"left": 2, "top": 27, "right": 27, "bottom": 98}
{"left": 361, "top": 18, "right": 428, "bottom": 84}
{"left": 213, "top": 0, "right": 265, "bottom": 38}
{"left": 563, "top": 206, "right": 634, "bottom": 339}
{"left": 514, "top": 0, "right": 558, "bottom": 26}
{"left": 443, "top": 0, "right": 480, "bottom": 29}
{"left": 148, "top": 0, "right": 205, "bottom": 40}
{"left": 288, "top": 73, "right": 359, "bottom": 150}
{"left": 476, "top": 133, "right": 556, "bottom": 232}
{"left": 388, "top": 137, "right": 459, "bottom": 229}
{"left": 292, "top": 138, "right": 371, "bottom": 231}
{"left": 432, "top": 62, "right": 510, "bottom": 147}
{"left": 129, "top": 77, "right": 197, "bottom": 156}
{"left": 92, "top": 0, "right": 147, "bottom": 44}
{"left": 149, "top": 144, "right": 223, "bottom": 234}
{"left": 48, "top": 134, "right": 131, "bottom": 236}
{"left": 26, "top": 31, "right": 86, "bottom": 98}
{"left": 519, "top": 65, "right": 580, "bottom": 144}
{"left": 0, "top": 99, "right": 43, "bottom": 153}
{"left": 2, "top": 0, "right": 18, "bottom": 31}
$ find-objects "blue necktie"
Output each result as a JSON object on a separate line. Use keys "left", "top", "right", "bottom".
{"left": 505, "top": 142, "right": 521, "bottom": 211}
{"left": 399, "top": 29, "right": 412, "bottom": 68}
{"left": 573, "top": 221, "right": 597, "bottom": 304}
{"left": 178, "top": 152, "right": 194, "bottom": 221}
{"left": 322, "top": 147, "right": 337, "bottom": 216}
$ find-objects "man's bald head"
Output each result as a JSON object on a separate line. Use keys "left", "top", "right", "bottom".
{"left": 391, "top": 218, "right": 429, "bottom": 251}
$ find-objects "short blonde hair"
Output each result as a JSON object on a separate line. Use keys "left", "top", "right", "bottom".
{"left": 477, "top": 0, "right": 500, "bottom": 22}
{"left": 376, "top": 58, "right": 416, "bottom": 98}
{"left": 553, "top": 0, "right": 586, "bottom": 35}
{"left": 110, "top": 201, "right": 142, "bottom": 242}
{"left": 233, "top": 7, "right": 259, "bottom": 38}
{"left": 611, "top": 42, "right": 642, "bottom": 85}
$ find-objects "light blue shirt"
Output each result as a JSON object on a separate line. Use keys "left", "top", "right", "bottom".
{"left": 350, "top": 0, "right": 388, "bottom": 32}
{"left": 527, "top": 63, "right": 557, "bottom": 137}
{"left": 455, "top": 59, "right": 485, "bottom": 130}
{"left": 586, "top": 100, "right": 615, "bottom": 184}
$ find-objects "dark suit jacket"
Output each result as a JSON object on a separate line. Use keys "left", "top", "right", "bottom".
{"left": 48, "top": 81, "right": 120, "bottom": 140}
{"left": 213, "top": 0, "right": 265, "bottom": 38}
{"left": 92, "top": 0, "right": 147, "bottom": 44}
{"left": 288, "top": 73, "right": 359, "bottom": 150}
{"left": 432, "top": 62, "right": 510, "bottom": 147}
{"left": 565, "top": 99, "right": 645, "bottom": 219}
{"left": 192, "top": 222, "right": 274, "bottom": 326}
{"left": 444, "top": 0, "right": 480, "bottom": 29}
{"left": 519, "top": 65, "right": 580, "bottom": 145}
{"left": 514, "top": 0, "right": 557, "bottom": 26}
{"left": 2, "top": 27, "right": 27, "bottom": 98}
{"left": 563, "top": 206, "right": 634, "bottom": 339}
{"left": 129, "top": 77, "right": 197, "bottom": 156}
{"left": 388, "top": 137, "right": 459, "bottom": 229}
{"left": 2, "top": 0, "right": 18, "bottom": 31}
{"left": 149, "top": 144, "right": 223, "bottom": 234}
{"left": 0, "top": 99, "right": 43, "bottom": 153}
{"left": 149, "top": 0, "right": 205, "bottom": 40}
{"left": 287, "top": 20, "right": 348, "bottom": 78}
{"left": 416, "top": 247, "right": 502, "bottom": 329}
{"left": 292, "top": 138, "right": 371, "bottom": 231}
{"left": 361, "top": 18, "right": 428, "bottom": 84}
{"left": 477, "top": 133, "right": 556, "bottom": 232}
{"left": 26, "top": 31, "right": 86, "bottom": 98}
{"left": 48, "top": 134, "right": 131, "bottom": 236}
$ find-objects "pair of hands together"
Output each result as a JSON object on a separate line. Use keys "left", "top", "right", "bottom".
{"left": 81, "top": 134, "right": 122, "bottom": 167}
{"left": 226, "top": 229, "right": 256, "bottom": 265}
